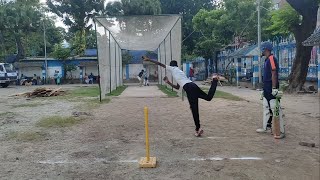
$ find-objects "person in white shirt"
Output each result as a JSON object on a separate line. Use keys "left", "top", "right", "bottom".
{"left": 142, "top": 56, "right": 220, "bottom": 137}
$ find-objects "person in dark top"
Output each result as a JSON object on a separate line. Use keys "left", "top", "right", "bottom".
{"left": 137, "top": 69, "right": 144, "bottom": 87}
{"left": 256, "top": 42, "right": 285, "bottom": 139}
{"left": 89, "top": 73, "right": 94, "bottom": 84}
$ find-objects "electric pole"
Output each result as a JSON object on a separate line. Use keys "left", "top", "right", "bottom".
{"left": 257, "top": 0, "right": 262, "bottom": 84}
{"left": 43, "top": 18, "right": 48, "bottom": 84}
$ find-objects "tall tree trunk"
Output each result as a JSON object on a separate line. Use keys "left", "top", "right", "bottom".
{"left": 286, "top": 0, "right": 318, "bottom": 92}
{"left": 204, "top": 58, "right": 209, "bottom": 79}
{"left": 14, "top": 33, "right": 25, "bottom": 61}
{"left": 214, "top": 51, "right": 218, "bottom": 73}
{"left": 0, "top": 30, "right": 5, "bottom": 60}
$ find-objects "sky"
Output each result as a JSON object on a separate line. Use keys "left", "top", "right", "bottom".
{"left": 39, "top": 0, "right": 118, "bottom": 30}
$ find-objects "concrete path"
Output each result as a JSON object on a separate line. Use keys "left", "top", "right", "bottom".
{"left": 119, "top": 85, "right": 167, "bottom": 98}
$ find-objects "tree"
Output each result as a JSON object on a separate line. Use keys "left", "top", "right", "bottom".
{"left": 160, "top": 0, "right": 215, "bottom": 55}
{"left": 86, "top": 30, "right": 97, "bottom": 49}
{"left": 70, "top": 30, "right": 86, "bottom": 56}
{"left": 47, "top": 0, "right": 105, "bottom": 33}
{"left": 122, "top": 0, "right": 161, "bottom": 15}
{"left": 192, "top": 0, "right": 272, "bottom": 77}
{"left": 52, "top": 43, "right": 72, "bottom": 79}
{"left": 268, "top": 0, "right": 318, "bottom": 92}
{"left": 47, "top": 0, "right": 105, "bottom": 54}
{"left": 25, "top": 18, "right": 65, "bottom": 56}
{"left": 122, "top": 50, "right": 133, "bottom": 65}
{"left": 104, "top": 1, "right": 123, "bottom": 16}
{"left": 105, "top": 0, "right": 161, "bottom": 16}
{"left": 0, "top": 0, "right": 63, "bottom": 60}
{"left": 0, "top": 0, "right": 42, "bottom": 60}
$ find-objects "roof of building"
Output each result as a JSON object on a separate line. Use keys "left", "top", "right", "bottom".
{"left": 84, "top": 49, "right": 97, "bottom": 56}
{"left": 14, "top": 62, "right": 44, "bottom": 68}
{"left": 303, "top": 28, "right": 320, "bottom": 46}
{"left": 229, "top": 45, "right": 258, "bottom": 58}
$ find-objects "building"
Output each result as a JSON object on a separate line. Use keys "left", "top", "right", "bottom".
{"left": 14, "top": 49, "right": 98, "bottom": 83}
{"left": 303, "top": 6, "right": 320, "bottom": 94}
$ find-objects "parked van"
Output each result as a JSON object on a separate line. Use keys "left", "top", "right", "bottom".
{"left": 0, "top": 63, "right": 17, "bottom": 88}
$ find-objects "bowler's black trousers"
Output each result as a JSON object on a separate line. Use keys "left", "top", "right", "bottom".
{"left": 183, "top": 80, "right": 218, "bottom": 131}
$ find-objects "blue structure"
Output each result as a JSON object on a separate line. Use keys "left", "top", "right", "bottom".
{"left": 217, "top": 40, "right": 319, "bottom": 90}
{"left": 14, "top": 57, "right": 98, "bottom": 83}
{"left": 303, "top": 26, "right": 320, "bottom": 94}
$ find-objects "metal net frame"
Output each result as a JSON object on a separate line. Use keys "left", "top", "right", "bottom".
{"left": 95, "top": 15, "right": 182, "bottom": 99}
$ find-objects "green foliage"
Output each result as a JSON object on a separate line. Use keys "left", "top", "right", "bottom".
{"left": 68, "top": 87, "right": 100, "bottom": 98}
{"left": 37, "top": 116, "right": 83, "bottom": 128}
{"left": 0, "top": 0, "right": 64, "bottom": 59}
{"left": 107, "top": 86, "right": 128, "bottom": 96}
{"left": 86, "top": 30, "right": 97, "bottom": 49}
{"left": 7, "top": 131, "right": 47, "bottom": 141}
{"left": 267, "top": 3, "right": 300, "bottom": 37}
{"left": 105, "top": 1, "right": 123, "bottom": 16}
{"left": 52, "top": 43, "right": 70, "bottom": 61}
{"left": 105, "top": 0, "right": 161, "bottom": 16}
{"left": 122, "top": 0, "right": 161, "bottom": 15}
{"left": 160, "top": 0, "right": 215, "bottom": 56}
{"left": 65, "top": 64, "right": 77, "bottom": 76}
{"left": 0, "top": 0, "right": 41, "bottom": 59}
{"left": 52, "top": 43, "right": 73, "bottom": 79}
{"left": 192, "top": 0, "right": 272, "bottom": 59}
{"left": 70, "top": 30, "right": 86, "bottom": 56}
{"left": 47, "top": 0, "right": 105, "bottom": 33}
{"left": 157, "top": 85, "right": 179, "bottom": 97}
{"left": 122, "top": 50, "right": 133, "bottom": 65}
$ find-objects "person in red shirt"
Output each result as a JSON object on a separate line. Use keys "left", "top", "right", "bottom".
{"left": 189, "top": 67, "right": 194, "bottom": 81}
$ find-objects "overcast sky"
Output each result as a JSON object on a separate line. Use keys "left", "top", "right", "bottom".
{"left": 39, "top": 0, "right": 118, "bottom": 29}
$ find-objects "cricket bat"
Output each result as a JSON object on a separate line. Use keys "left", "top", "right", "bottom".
{"left": 272, "top": 96, "right": 281, "bottom": 138}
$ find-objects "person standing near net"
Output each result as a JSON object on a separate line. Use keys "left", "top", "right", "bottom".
{"left": 142, "top": 56, "right": 221, "bottom": 137}
{"left": 256, "top": 42, "right": 285, "bottom": 139}
{"left": 137, "top": 69, "right": 144, "bottom": 87}
{"left": 144, "top": 70, "right": 149, "bottom": 86}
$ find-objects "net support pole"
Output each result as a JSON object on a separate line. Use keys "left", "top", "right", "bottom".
{"left": 94, "top": 19, "right": 102, "bottom": 102}
{"left": 170, "top": 31, "right": 173, "bottom": 92}
{"left": 109, "top": 31, "right": 112, "bottom": 94}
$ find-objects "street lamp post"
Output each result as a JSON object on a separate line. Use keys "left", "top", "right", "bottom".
{"left": 257, "top": 0, "right": 262, "bottom": 85}
{"left": 43, "top": 18, "right": 48, "bottom": 84}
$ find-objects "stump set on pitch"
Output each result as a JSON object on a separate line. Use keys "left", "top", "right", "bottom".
{"left": 139, "top": 107, "right": 157, "bottom": 168}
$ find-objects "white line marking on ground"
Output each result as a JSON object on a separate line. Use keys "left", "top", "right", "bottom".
{"left": 184, "top": 137, "right": 228, "bottom": 140}
{"left": 229, "top": 157, "right": 262, "bottom": 160}
{"left": 38, "top": 156, "right": 262, "bottom": 165}
{"left": 188, "top": 157, "right": 262, "bottom": 161}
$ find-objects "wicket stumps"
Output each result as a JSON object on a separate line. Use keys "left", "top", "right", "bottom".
{"left": 139, "top": 107, "right": 157, "bottom": 168}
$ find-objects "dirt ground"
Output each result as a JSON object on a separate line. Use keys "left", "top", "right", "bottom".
{"left": 0, "top": 84, "right": 319, "bottom": 180}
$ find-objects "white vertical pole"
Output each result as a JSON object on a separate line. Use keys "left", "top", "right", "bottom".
{"left": 257, "top": 0, "right": 262, "bottom": 85}
{"left": 43, "top": 19, "right": 47, "bottom": 83}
